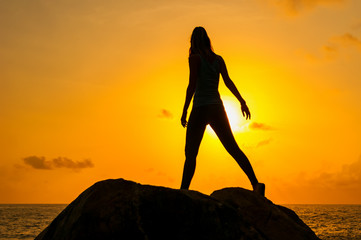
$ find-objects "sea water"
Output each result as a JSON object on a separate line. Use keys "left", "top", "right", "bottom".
{"left": 0, "top": 204, "right": 66, "bottom": 240}
{"left": 285, "top": 204, "right": 361, "bottom": 240}
{"left": 0, "top": 204, "right": 360, "bottom": 239}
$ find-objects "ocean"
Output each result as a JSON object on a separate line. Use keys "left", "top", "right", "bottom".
{"left": 285, "top": 204, "right": 361, "bottom": 240}
{"left": 0, "top": 204, "right": 360, "bottom": 239}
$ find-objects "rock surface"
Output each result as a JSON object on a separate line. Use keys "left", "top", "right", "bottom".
{"left": 35, "top": 178, "right": 320, "bottom": 240}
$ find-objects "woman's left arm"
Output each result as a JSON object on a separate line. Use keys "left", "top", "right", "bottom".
{"left": 181, "top": 54, "right": 200, "bottom": 127}
{"left": 219, "top": 56, "right": 251, "bottom": 120}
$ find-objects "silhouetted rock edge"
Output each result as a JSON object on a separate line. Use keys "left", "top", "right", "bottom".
{"left": 35, "top": 178, "right": 320, "bottom": 240}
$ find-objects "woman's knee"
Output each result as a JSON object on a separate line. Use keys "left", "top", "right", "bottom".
{"left": 185, "top": 147, "right": 198, "bottom": 160}
{"left": 226, "top": 144, "right": 246, "bottom": 158}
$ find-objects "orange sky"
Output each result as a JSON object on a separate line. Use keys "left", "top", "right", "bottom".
{"left": 1, "top": 0, "right": 361, "bottom": 204}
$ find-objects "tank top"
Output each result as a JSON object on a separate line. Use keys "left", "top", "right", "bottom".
{"left": 193, "top": 54, "right": 223, "bottom": 108}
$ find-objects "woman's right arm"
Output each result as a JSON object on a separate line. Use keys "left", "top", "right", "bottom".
{"left": 219, "top": 56, "right": 251, "bottom": 120}
{"left": 181, "top": 54, "right": 200, "bottom": 127}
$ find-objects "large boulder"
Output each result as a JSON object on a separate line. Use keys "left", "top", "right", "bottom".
{"left": 211, "top": 188, "right": 318, "bottom": 240}
{"left": 35, "top": 178, "right": 320, "bottom": 240}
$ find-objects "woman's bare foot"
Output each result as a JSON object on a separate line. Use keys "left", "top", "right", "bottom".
{"left": 253, "top": 183, "right": 265, "bottom": 197}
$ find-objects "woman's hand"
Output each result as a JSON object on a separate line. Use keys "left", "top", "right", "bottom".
{"left": 181, "top": 111, "right": 188, "bottom": 128}
{"left": 241, "top": 102, "right": 251, "bottom": 120}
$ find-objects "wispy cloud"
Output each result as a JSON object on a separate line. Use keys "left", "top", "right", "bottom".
{"left": 268, "top": 155, "right": 361, "bottom": 203}
{"left": 324, "top": 33, "right": 361, "bottom": 57}
{"left": 337, "top": 33, "right": 361, "bottom": 49}
{"left": 23, "top": 156, "right": 94, "bottom": 170}
{"left": 267, "top": 0, "right": 345, "bottom": 15}
{"left": 256, "top": 138, "right": 272, "bottom": 147}
{"left": 319, "top": 43, "right": 339, "bottom": 60}
{"left": 304, "top": 33, "right": 361, "bottom": 61}
{"left": 158, "top": 109, "right": 173, "bottom": 119}
{"left": 322, "top": 44, "right": 338, "bottom": 54}
{"left": 52, "top": 157, "right": 94, "bottom": 169}
{"left": 311, "top": 156, "right": 361, "bottom": 188}
{"left": 249, "top": 122, "right": 274, "bottom": 131}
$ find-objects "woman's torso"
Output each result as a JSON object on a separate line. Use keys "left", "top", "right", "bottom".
{"left": 193, "top": 54, "right": 223, "bottom": 108}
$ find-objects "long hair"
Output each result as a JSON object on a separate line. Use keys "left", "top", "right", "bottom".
{"left": 189, "top": 26, "right": 215, "bottom": 57}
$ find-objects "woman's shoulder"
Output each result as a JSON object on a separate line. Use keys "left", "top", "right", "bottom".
{"left": 215, "top": 54, "right": 224, "bottom": 62}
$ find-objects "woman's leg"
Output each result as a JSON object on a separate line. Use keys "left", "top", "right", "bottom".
{"left": 181, "top": 108, "right": 207, "bottom": 190}
{"left": 209, "top": 105, "right": 259, "bottom": 187}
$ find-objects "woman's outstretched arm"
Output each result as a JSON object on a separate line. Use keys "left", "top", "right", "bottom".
{"left": 181, "top": 55, "right": 200, "bottom": 127}
{"left": 219, "top": 56, "right": 251, "bottom": 120}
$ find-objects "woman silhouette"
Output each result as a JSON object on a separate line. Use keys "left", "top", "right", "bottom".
{"left": 180, "top": 27, "right": 265, "bottom": 196}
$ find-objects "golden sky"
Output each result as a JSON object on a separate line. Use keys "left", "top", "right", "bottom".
{"left": 1, "top": 0, "right": 361, "bottom": 204}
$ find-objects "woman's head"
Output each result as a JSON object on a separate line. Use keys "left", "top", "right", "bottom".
{"left": 189, "top": 26, "right": 215, "bottom": 56}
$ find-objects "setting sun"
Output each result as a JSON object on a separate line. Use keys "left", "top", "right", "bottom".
{"left": 222, "top": 98, "right": 247, "bottom": 133}
{"left": 205, "top": 98, "right": 247, "bottom": 136}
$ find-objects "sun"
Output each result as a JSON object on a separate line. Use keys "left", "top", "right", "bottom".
{"left": 206, "top": 98, "right": 247, "bottom": 135}
{"left": 222, "top": 98, "right": 246, "bottom": 133}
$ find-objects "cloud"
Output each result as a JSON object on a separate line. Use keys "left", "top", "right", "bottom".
{"left": 323, "top": 33, "right": 361, "bottom": 56}
{"left": 320, "top": 43, "right": 339, "bottom": 60}
{"left": 305, "top": 33, "right": 361, "bottom": 61}
{"left": 256, "top": 138, "right": 272, "bottom": 147}
{"left": 23, "top": 156, "right": 94, "bottom": 170}
{"left": 337, "top": 33, "right": 361, "bottom": 49}
{"left": 289, "top": 155, "right": 361, "bottom": 191}
{"left": 52, "top": 157, "right": 94, "bottom": 169}
{"left": 23, "top": 156, "right": 52, "bottom": 169}
{"left": 267, "top": 0, "right": 345, "bottom": 15}
{"left": 269, "top": 155, "right": 361, "bottom": 203}
{"left": 312, "top": 156, "right": 361, "bottom": 188}
{"left": 249, "top": 122, "right": 274, "bottom": 131}
{"left": 158, "top": 109, "right": 173, "bottom": 119}
{"left": 323, "top": 44, "right": 338, "bottom": 53}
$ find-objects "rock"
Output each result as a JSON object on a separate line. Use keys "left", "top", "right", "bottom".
{"left": 35, "top": 178, "right": 320, "bottom": 240}
{"left": 211, "top": 188, "right": 319, "bottom": 240}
